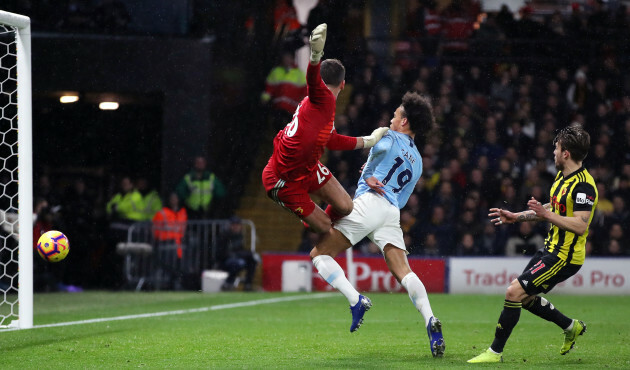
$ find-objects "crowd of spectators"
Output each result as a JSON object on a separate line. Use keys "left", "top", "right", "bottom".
{"left": 402, "top": 0, "right": 629, "bottom": 63}
{"left": 297, "top": 1, "right": 630, "bottom": 258}
{"left": 4, "top": 1, "right": 630, "bottom": 292}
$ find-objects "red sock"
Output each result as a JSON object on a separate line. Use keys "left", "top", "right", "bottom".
{"left": 325, "top": 205, "right": 344, "bottom": 223}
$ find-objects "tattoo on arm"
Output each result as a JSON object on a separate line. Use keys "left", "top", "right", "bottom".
{"left": 517, "top": 212, "right": 538, "bottom": 222}
{"left": 581, "top": 215, "right": 589, "bottom": 223}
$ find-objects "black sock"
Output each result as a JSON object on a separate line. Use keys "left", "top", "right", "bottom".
{"left": 524, "top": 296, "right": 572, "bottom": 329}
{"left": 490, "top": 300, "right": 522, "bottom": 353}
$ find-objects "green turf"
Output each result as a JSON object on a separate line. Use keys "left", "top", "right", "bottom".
{"left": 1, "top": 292, "right": 629, "bottom": 369}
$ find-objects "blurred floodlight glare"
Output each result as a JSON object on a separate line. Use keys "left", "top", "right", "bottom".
{"left": 99, "top": 102, "right": 119, "bottom": 110}
{"left": 59, "top": 95, "right": 79, "bottom": 103}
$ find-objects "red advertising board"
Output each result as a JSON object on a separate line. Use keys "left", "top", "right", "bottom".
{"left": 262, "top": 253, "right": 446, "bottom": 292}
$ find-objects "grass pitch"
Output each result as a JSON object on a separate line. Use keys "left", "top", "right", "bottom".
{"left": 1, "top": 292, "right": 629, "bottom": 369}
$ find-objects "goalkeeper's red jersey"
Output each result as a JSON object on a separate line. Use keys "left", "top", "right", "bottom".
{"left": 268, "top": 62, "right": 356, "bottom": 182}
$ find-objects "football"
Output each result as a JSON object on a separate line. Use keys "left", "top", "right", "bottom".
{"left": 36, "top": 231, "right": 70, "bottom": 262}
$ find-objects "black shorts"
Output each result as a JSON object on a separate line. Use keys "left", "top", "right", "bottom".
{"left": 517, "top": 249, "right": 582, "bottom": 295}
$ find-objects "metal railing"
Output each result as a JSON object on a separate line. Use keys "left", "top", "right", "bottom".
{"left": 117, "top": 219, "right": 256, "bottom": 291}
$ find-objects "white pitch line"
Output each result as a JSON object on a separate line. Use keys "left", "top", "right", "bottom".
{"left": 1, "top": 293, "right": 337, "bottom": 332}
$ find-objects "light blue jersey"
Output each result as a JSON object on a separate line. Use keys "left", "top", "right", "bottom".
{"left": 355, "top": 131, "right": 422, "bottom": 209}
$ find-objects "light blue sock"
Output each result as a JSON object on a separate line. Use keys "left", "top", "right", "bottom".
{"left": 312, "top": 255, "right": 360, "bottom": 306}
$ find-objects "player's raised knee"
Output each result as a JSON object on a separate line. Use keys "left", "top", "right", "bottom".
{"left": 337, "top": 201, "right": 353, "bottom": 216}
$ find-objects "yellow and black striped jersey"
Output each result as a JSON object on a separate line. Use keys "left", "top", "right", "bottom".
{"left": 544, "top": 167, "right": 598, "bottom": 265}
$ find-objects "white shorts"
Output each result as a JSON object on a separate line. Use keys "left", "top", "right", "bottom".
{"left": 333, "top": 191, "right": 407, "bottom": 253}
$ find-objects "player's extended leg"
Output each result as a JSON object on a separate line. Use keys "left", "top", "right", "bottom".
{"left": 310, "top": 174, "right": 353, "bottom": 223}
{"left": 384, "top": 245, "right": 435, "bottom": 325}
{"left": 468, "top": 279, "right": 529, "bottom": 363}
{"left": 383, "top": 244, "right": 444, "bottom": 357}
{"left": 302, "top": 206, "right": 333, "bottom": 234}
{"left": 310, "top": 228, "right": 371, "bottom": 332}
{"left": 518, "top": 253, "right": 586, "bottom": 355}
{"left": 262, "top": 162, "right": 340, "bottom": 234}
{"left": 522, "top": 295, "right": 586, "bottom": 355}
{"left": 522, "top": 295, "right": 573, "bottom": 329}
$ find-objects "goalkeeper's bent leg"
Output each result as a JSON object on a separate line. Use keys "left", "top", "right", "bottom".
{"left": 325, "top": 204, "right": 345, "bottom": 223}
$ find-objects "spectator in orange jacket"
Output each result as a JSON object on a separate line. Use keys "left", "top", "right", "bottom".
{"left": 152, "top": 192, "right": 188, "bottom": 289}
{"left": 153, "top": 192, "right": 187, "bottom": 248}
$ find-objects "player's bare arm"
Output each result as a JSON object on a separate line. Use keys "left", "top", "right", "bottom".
{"left": 489, "top": 201, "right": 551, "bottom": 226}
{"left": 519, "top": 197, "right": 552, "bottom": 222}
{"left": 488, "top": 208, "right": 520, "bottom": 225}
{"left": 528, "top": 196, "right": 591, "bottom": 235}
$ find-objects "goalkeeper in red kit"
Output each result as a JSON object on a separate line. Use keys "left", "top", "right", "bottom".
{"left": 262, "top": 24, "right": 389, "bottom": 233}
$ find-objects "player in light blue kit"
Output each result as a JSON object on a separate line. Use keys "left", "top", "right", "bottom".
{"left": 310, "top": 92, "right": 445, "bottom": 357}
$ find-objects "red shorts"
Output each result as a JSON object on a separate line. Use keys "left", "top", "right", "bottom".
{"left": 262, "top": 161, "right": 332, "bottom": 218}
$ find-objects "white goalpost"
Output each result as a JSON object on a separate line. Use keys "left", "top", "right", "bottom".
{"left": 0, "top": 10, "right": 32, "bottom": 329}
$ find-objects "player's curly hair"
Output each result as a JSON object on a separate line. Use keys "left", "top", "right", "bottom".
{"left": 553, "top": 124, "right": 590, "bottom": 162}
{"left": 401, "top": 92, "right": 435, "bottom": 144}
{"left": 321, "top": 59, "right": 345, "bottom": 87}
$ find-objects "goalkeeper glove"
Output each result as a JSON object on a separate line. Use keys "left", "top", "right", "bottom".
{"left": 362, "top": 127, "right": 389, "bottom": 148}
{"left": 309, "top": 23, "right": 327, "bottom": 63}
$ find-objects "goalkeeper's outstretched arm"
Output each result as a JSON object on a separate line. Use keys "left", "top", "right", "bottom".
{"left": 309, "top": 23, "right": 326, "bottom": 65}
{"left": 327, "top": 127, "right": 390, "bottom": 150}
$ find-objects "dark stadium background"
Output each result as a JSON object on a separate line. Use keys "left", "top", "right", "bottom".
{"left": 3, "top": 0, "right": 629, "bottom": 289}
